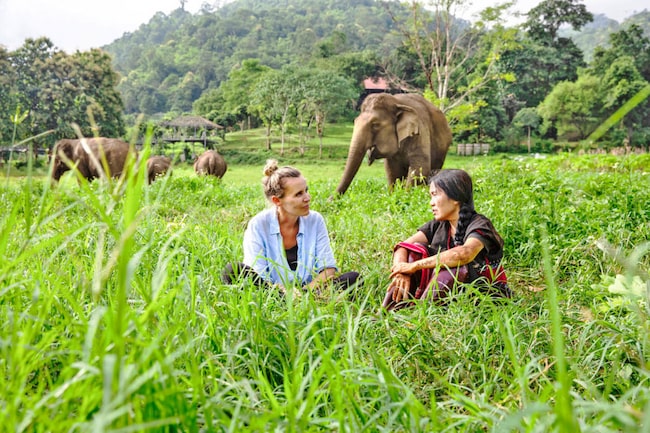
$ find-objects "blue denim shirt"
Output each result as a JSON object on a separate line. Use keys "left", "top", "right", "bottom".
{"left": 243, "top": 208, "right": 338, "bottom": 286}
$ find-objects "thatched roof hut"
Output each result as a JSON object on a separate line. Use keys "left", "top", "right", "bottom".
{"left": 159, "top": 115, "right": 224, "bottom": 150}
{"left": 161, "top": 115, "right": 223, "bottom": 132}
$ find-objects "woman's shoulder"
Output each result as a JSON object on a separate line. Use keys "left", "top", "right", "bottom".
{"left": 470, "top": 213, "right": 493, "bottom": 223}
{"left": 251, "top": 207, "right": 275, "bottom": 219}
{"left": 419, "top": 218, "right": 442, "bottom": 232}
{"left": 467, "top": 213, "right": 504, "bottom": 247}
{"left": 247, "top": 208, "right": 275, "bottom": 226}
{"left": 468, "top": 213, "right": 497, "bottom": 231}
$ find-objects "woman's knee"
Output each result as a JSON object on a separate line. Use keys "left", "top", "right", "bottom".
{"left": 337, "top": 271, "right": 362, "bottom": 288}
{"left": 427, "top": 266, "right": 468, "bottom": 299}
{"left": 221, "top": 262, "right": 249, "bottom": 284}
{"left": 221, "top": 262, "right": 237, "bottom": 284}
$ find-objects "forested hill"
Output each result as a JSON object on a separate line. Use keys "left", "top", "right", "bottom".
{"left": 103, "top": 0, "right": 650, "bottom": 118}
{"left": 102, "top": 0, "right": 409, "bottom": 115}
{"left": 559, "top": 10, "right": 650, "bottom": 60}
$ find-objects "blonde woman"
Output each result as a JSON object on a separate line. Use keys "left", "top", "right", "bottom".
{"left": 222, "top": 159, "right": 361, "bottom": 295}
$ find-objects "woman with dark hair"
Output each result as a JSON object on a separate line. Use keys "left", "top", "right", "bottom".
{"left": 222, "top": 159, "right": 361, "bottom": 297}
{"left": 383, "top": 169, "right": 511, "bottom": 310}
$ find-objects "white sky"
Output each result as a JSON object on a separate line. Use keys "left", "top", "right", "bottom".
{"left": 0, "top": 0, "right": 645, "bottom": 53}
{"left": 0, "top": 0, "right": 203, "bottom": 52}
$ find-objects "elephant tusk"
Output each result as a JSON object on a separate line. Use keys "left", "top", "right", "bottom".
{"left": 367, "top": 146, "right": 377, "bottom": 166}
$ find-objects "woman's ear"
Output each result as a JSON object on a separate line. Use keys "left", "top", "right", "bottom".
{"left": 271, "top": 196, "right": 281, "bottom": 206}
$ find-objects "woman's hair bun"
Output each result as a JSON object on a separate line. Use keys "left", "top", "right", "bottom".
{"left": 263, "top": 159, "right": 279, "bottom": 177}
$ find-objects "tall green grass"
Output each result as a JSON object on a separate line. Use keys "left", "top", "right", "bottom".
{"left": 1, "top": 152, "right": 649, "bottom": 431}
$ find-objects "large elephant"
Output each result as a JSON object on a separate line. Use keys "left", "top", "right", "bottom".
{"left": 193, "top": 150, "right": 227, "bottom": 178}
{"left": 146, "top": 155, "right": 172, "bottom": 184}
{"left": 51, "top": 137, "right": 135, "bottom": 182}
{"left": 334, "top": 93, "right": 452, "bottom": 195}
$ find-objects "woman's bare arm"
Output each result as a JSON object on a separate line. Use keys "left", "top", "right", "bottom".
{"left": 390, "top": 237, "right": 485, "bottom": 278}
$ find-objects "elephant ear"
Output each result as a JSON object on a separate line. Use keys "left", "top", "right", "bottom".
{"left": 395, "top": 104, "right": 420, "bottom": 145}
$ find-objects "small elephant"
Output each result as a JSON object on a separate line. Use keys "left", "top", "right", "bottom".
{"left": 51, "top": 137, "right": 135, "bottom": 182}
{"left": 194, "top": 150, "right": 227, "bottom": 178}
{"left": 146, "top": 155, "right": 172, "bottom": 184}
{"left": 334, "top": 93, "right": 452, "bottom": 195}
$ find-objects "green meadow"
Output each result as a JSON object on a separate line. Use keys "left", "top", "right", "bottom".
{"left": 1, "top": 149, "right": 649, "bottom": 431}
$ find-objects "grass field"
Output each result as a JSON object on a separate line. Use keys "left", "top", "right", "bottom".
{"left": 1, "top": 149, "right": 649, "bottom": 431}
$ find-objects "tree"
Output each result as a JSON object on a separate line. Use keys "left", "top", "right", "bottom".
{"left": 250, "top": 65, "right": 354, "bottom": 154}
{"left": 537, "top": 74, "right": 604, "bottom": 140}
{"left": 6, "top": 38, "right": 125, "bottom": 147}
{"left": 382, "top": 0, "right": 518, "bottom": 113}
{"left": 524, "top": 0, "right": 593, "bottom": 43}
{"left": 585, "top": 25, "right": 650, "bottom": 147}
{"left": 499, "top": 0, "right": 593, "bottom": 136}
{"left": 492, "top": 0, "right": 593, "bottom": 143}
{"left": 512, "top": 107, "right": 541, "bottom": 152}
{"left": 591, "top": 24, "right": 650, "bottom": 82}
{"left": 501, "top": 37, "right": 586, "bottom": 110}
{"left": 0, "top": 46, "right": 17, "bottom": 143}
{"left": 301, "top": 70, "right": 357, "bottom": 157}
{"left": 167, "top": 71, "right": 203, "bottom": 113}
{"left": 316, "top": 30, "right": 349, "bottom": 58}
{"left": 310, "top": 50, "right": 380, "bottom": 97}
{"left": 502, "top": 0, "right": 593, "bottom": 111}
{"left": 35, "top": 49, "right": 125, "bottom": 142}
{"left": 10, "top": 38, "right": 59, "bottom": 145}
{"left": 600, "top": 56, "right": 650, "bottom": 146}
{"left": 249, "top": 69, "right": 290, "bottom": 151}
{"left": 194, "top": 59, "right": 272, "bottom": 131}
{"left": 70, "top": 49, "right": 126, "bottom": 138}
{"left": 193, "top": 88, "right": 225, "bottom": 124}
{"left": 220, "top": 59, "right": 272, "bottom": 130}
{"left": 266, "top": 67, "right": 307, "bottom": 154}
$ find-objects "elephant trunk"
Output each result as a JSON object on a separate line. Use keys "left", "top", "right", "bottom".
{"left": 335, "top": 130, "right": 368, "bottom": 196}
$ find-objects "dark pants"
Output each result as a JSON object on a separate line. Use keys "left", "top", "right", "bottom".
{"left": 221, "top": 262, "right": 362, "bottom": 293}
{"left": 382, "top": 265, "right": 469, "bottom": 311}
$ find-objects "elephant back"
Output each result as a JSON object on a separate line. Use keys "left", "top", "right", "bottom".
{"left": 51, "top": 137, "right": 134, "bottom": 181}
{"left": 194, "top": 150, "right": 227, "bottom": 178}
{"left": 83, "top": 137, "right": 133, "bottom": 179}
{"left": 146, "top": 155, "right": 172, "bottom": 183}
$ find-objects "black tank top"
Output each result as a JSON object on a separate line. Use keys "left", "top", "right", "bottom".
{"left": 285, "top": 245, "right": 298, "bottom": 271}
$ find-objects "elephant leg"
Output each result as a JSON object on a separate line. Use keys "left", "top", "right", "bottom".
{"left": 406, "top": 155, "right": 431, "bottom": 186}
{"left": 384, "top": 158, "right": 408, "bottom": 190}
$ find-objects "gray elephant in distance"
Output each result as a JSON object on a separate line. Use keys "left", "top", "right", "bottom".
{"left": 146, "top": 155, "right": 172, "bottom": 184}
{"left": 51, "top": 137, "right": 135, "bottom": 182}
{"left": 194, "top": 150, "right": 227, "bottom": 178}
{"left": 334, "top": 93, "right": 452, "bottom": 196}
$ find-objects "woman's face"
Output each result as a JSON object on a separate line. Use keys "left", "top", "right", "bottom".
{"left": 429, "top": 182, "right": 460, "bottom": 222}
{"left": 275, "top": 176, "right": 311, "bottom": 218}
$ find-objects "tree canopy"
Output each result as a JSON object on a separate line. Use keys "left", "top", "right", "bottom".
{"left": 2, "top": 38, "right": 125, "bottom": 148}
{"left": 2, "top": 0, "right": 650, "bottom": 151}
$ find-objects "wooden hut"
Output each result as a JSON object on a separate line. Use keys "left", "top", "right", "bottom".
{"left": 160, "top": 115, "right": 224, "bottom": 149}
